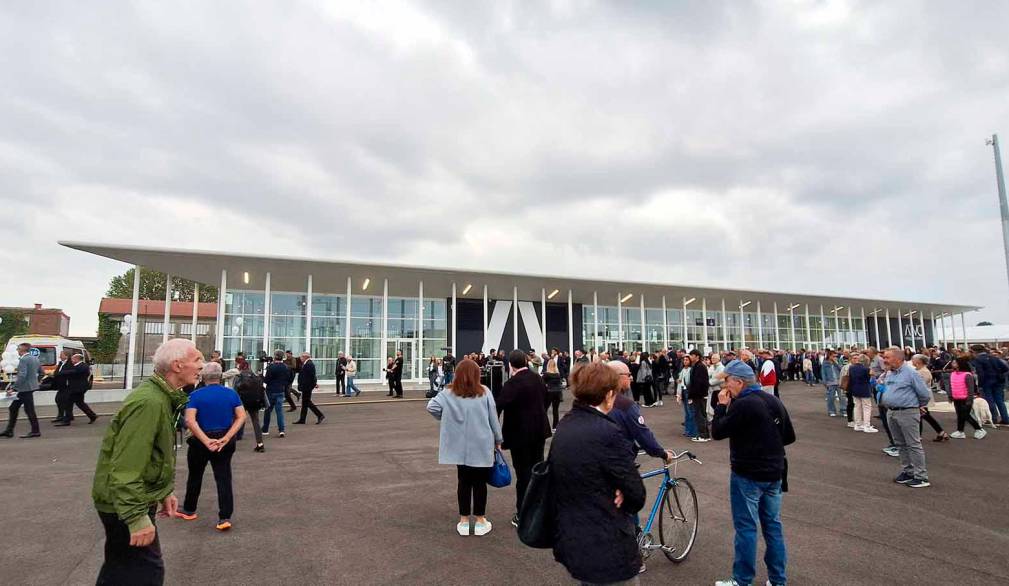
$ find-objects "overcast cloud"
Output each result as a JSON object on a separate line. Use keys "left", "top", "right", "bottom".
{"left": 2, "top": 0, "right": 1009, "bottom": 336}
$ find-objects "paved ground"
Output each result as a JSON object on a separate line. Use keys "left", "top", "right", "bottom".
{"left": 2, "top": 381, "right": 1008, "bottom": 585}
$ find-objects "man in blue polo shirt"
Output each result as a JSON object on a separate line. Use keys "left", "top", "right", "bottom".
{"left": 176, "top": 362, "right": 246, "bottom": 531}
{"left": 879, "top": 347, "right": 932, "bottom": 488}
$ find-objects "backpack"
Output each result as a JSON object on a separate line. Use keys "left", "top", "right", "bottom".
{"left": 234, "top": 371, "right": 265, "bottom": 408}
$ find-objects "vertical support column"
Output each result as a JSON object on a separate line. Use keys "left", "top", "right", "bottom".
{"left": 381, "top": 278, "right": 389, "bottom": 366}
{"left": 640, "top": 295, "right": 646, "bottom": 352}
{"left": 216, "top": 269, "right": 227, "bottom": 351}
{"left": 262, "top": 272, "right": 272, "bottom": 354}
{"left": 126, "top": 265, "right": 141, "bottom": 390}
{"left": 908, "top": 311, "right": 916, "bottom": 350}
{"left": 701, "top": 298, "right": 708, "bottom": 351}
{"left": 860, "top": 307, "right": 867, "bottom": 348}
{"left": 773, "top": 302, "right": 781, "bottom": 350}
{"left": 929, "top": 311, "right": 936, "bottom": 347}
{"left": 872, "top": 311, "right": 880, "bottom": 348}
{"left": 740, "top": 303, "right": 746, "bottom": 348}
{"left": 617, "top": 293, "right": 624, "bottom": 351}
{"left": 567, "top": 290, "right": 574, "bottom": 357}
{"left": 918, "top": 310, "right": 927, "bottom": 348}
{"left": 804, "top": 305, "right": 811, "bottom": 349}
{"left": 305, "top": 275, "right": 313, "bottom": 355}
{"left": 884, "top": 308, "right": 892, "bottom": 347}
{"left": 344, "top": 277, "right": 352, "bottom": 356}
{"left": 896, "top": 307, "right": 904, "bottom": 350}
{"left": 661, "top": 296, "right": 668, "bottom": 350}
{"left": 789, "top": 305, "right": 797, "bottom": 352}
{"left": 162, "top": 273, "right": 172, "bottom": 344}
{"left": 960, "top": 313, "right": 968, "bottom": 349}
{"left": 846, "top": 307, "right": 853, "bottom": 348}
{"left": 681, "top": 298, "right": 688, "bottom": 350}
{"left": 755, "top": 301, "right": 763, "bottom": 349}
{"left": 593, "top": 291, "right": 600, "bottom": 351}
{"left": 722, "top": 299, "right": 729, "bottom": 349}
{"left": 418, "top": 280, "right": 424, "bottom": 382}
{"left": 819, "top": 305, "right": 826, "bottom": 347}
{"left": 950, "top": 313, "right": 958, "bottom": 350}
{"left": 940, "top": 313, "right": 947, "bottom": 348}
{"left": 542, "top": 288, "right": 547, "bottom": 352}
{"left": 191, "top": 283, "right": 199, "bottom": 343}
{"left": 482, "top": 285, "right": 488, "bottom": 350}
{"left": 510, "top": 285, "right": 516, "bottom": 351}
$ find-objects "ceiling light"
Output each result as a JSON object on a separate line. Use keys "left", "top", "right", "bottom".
{"left": 786, "top": 303, "right": 800, "bottom": 311}
{"left": 739, "top": 301, "right": 752, "bottom": 309}
{"left": 243, "top": 272, "right": 250, "bottom": 284}
{"left": 461, "top": 284, "right": 472, "bottom": 295}
{"left": 620, "top": 293, "right": 633, "bottom": 303}
{"left": 362, "top": 278, "right": 370, "bottom": 291}
{"left": 683, "top": 297, "right": 696, "bottom": 306}
{"left": 833, "top": 306, "right": 844, "bottom": 312}
{"left": 547, "top": 289, "right": 559, "bottom": 300}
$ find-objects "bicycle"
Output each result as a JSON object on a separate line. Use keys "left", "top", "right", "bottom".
{"left": 638, "top": 450, "right": 701, "bottom": 563}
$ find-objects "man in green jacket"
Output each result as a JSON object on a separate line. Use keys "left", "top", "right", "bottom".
{"left": 92, "top": 338, "right": 203, "bottom": 585}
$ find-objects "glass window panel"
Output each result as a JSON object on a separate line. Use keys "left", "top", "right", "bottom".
{"left": 351, "top": 317, "right": 380, "bottom": 337}
{"left": 271, "top": 293, "right": 307, "bottom": 316}
{"left": 311, "top": 295, "right": 345, "bottom": 317}
{"left": 424, "top": 300, "right": 447, "bottom": 321}
{"left": 351, "top": 296, "right": 384, "bottom": 318}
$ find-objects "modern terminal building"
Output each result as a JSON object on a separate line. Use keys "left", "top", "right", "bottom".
{"left": 62, "top": 242, "right": 981, "bottom": 387}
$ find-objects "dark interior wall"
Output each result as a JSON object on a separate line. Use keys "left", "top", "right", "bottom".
{"left": 865, "top": 317, "right": 935, "bottom": 348}
{"left": 450, "top": 299, "right": 583, "bottom": 355}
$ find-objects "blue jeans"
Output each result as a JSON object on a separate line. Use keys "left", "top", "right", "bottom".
{"left": 444, "top": 371, "right": 454, "bottom": 386}
{"left": 824, "top": 384, "right": 843, "bottom": 415}
{"left": 682, "top": 389, "right": 697, "bottom": 437}
{"left": 983, "top": 386, "right": 1009, "bottom": 424}
{"left": 803, "top": 371, "right": 814, "bottom": 385}
{"left": 262, "top": 392, "right": 285, "bottom": 433}
{"left": 346, "top": 376, "right": 361, "bottom": 395}
{"left": 730, "top": 472, "right": 787, "bottom": 586}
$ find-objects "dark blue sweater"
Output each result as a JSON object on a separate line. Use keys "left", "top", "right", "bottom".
{"left": 711, "top": 387, "right": 796, "bottom": 482}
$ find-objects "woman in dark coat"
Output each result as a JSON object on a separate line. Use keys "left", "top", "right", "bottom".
{"left": 550, "top": 362, "right": 646, "bottom": 584}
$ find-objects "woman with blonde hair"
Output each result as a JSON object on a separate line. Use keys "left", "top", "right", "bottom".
{"left": 543, "top": 353, "right": 564, "bottom": 431}
{"left": 427, "top": 359, "right": 502, "bottom": 537}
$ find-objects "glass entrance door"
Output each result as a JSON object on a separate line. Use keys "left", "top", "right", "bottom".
{"left": 386, "top": 339, "right": 416, "bottom": 380}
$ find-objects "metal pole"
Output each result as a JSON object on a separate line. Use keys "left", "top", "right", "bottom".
{"left": 755, "top": 300, "right": 763, "bottom": 349}
{"left": 940, "top": 313, "right": 947, "bottom": 349}
{"left": 418, "top": 280, "right": 423, "bottom": 382}
{"left": 701, "top": 297, "right": 708, "bottom": 351}
{"left": 511, "top": 285, "right": 517, "bottom": 351}
{"left": 961, "top": 313, "right": 969, "bottom": 348}
{"left": 908, "top": 311, "right": 916, "bottom": 350}
{"left": 617, "top": 293, "right": 624, "bottom": 351}
{"left": 919, "top": 310, "right": 927, "bottom": 348}
{"left": 594, "top": 291, "right": 600, "bottom": 352}
{"left": 885, "top": 308, "right": 892, "bottom": 347}
{"left": 721, "top": 298, "right": 728, "bottom": 350}
{"left": 896, "top": 307, "right": 904, "bottom": 350}
{"left": 640, "top": 294, "right": 646, "bottom": 352}
{"left": 263, "top": 272, "right": 271, "bottom": 354}
{"left": 162, "top": 273, "right": 171, "bottom": 344}
{"left": 542, "top": 288, "right": 547, "bottom": 352}
{"left": 804, "top": 304, "right": 810, "bottom": 349}
{"left": 873, "top": 310, "right": 880, "bottom": 349}
{"left": 216, "top": 269, "right": 227, "bottom": 350}
{"left": 846, "top": 307, "right": 853, "bottom": 348}
{"left": 191, "top": 283, "right": 199, "bottom": 344}
{"left": 483, "top": 284, "right": 488, "bottom": 350}
{"left": 344, "top": 277, "right": 352, "bottom": 357}
{"left": 819, "top": 304, "right": 826, "bottom": 347}
{"left": 381, "top": 278, "right": 388, "bottom": 366}
{"left": 789, "top": 305, "right": 796, "bottom": 352}
{"left": 126, "top": 265, "right": 141, "bottom": 390}
{"left": 682, "top": 299, "right": 688, "bottom": 350}
{"left": 774, "top": 301, "right": 781, "bottom": 350}
{"left": 739, "top": 303, "right": 746, "bottom": 348}
{"left": 454, "top": 282, "right": 459, "bottom": 355}
{"left": 567, "top": 290, "right": 574, "bottom": 357}
{"left": 305, "top": 275, "right": 313, "bottom": 355}
{"left": 661, "top": 295, "right": 668, "bottom": 350}
{"left": 988, "top": 134, "right": 1009, "bottom": 309}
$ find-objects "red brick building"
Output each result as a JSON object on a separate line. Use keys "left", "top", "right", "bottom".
{"left": 0, "top": 304, "right": 70, "bottom": 336}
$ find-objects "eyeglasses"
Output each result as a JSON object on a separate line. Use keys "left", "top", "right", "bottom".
{"left": 619, "top": 373, "right": 632, "bottom": 377}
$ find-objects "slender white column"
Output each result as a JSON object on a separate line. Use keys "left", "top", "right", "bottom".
{"left": 722, "top": 298, "right": 729, "bottom": 349}
{"left": 960, "top": 313, "right": 968, "bottom": 349}
{"left": 940, "top": 313, "right": 947, "bottom": 348}
{"left": 482, "top": 285, "right": 488, "bottom": 350}
{"left": 305, "top": 275, "right": 313, "bottom": 354}
{"left": 542, "top": 288, "right": 547, "bottom": 352}
{"left": 755, "top": 300, "right": 763, "bottom": 349}
{"left": 617, "top": 293, "right": 624, "bottom": 351}
{"left": 216, "top": 269, "right": 227, "bottom": 351}
{"left": 510, "top": 285, "right": 516, "bottom": 351}
{"left": 789, "top": 305, "right": 797, "bottom": 352}
{"left": 819, "top": 305, "right": 826, "bottom": 347}
{"left": 847, "top": 307, "right": 854, "bottom": 348}
{"left": 344, "top": 277, "right": 352, "bottom": 356}
{"left": 860, "top": 307, "right": 866, "bottom": 348}
{"left": 701, "top": 298, "right": 708, "bottom": 351}
{"left": 804, "top": 305, "right": 811, "bottom": 348}
{"left": 263, "top": 272, "right": 272, "bottom": 353}
{"left": 908, "top": 311, "right": 916, "bottom": 350}
{"left": 191, "top": 283, "right": 199, "bottom": 343}
{"left": 682, "top": 299, "right": 688, "bottom": 350}
{"left": 661, "top": 296, "right": 668, "bottom": 350}
{"left": 773, "top": 302, "right": 781, "bottom": 350}
{"left": 639, "top": 295, "right": 646, "bottom": 351}
{"left": 872, "top": 310, "right": 880, "bottom": 348}
{"left": 593, "top": 291, "right": 600, "bottom": 351}
{"left": 896, "top": 307, "right": 904, "bottom": 350}
{"left": 126, "top": 265, "right": 141, "bottom": 390}
{"left": 161, "top": 273, "right": 172, "bottom": 344}
{"left": 885, "top": 308, "right": 892, "bottom": 347}
{"left": 382, "top": 278, "right": 389, "bottom": 366}
{"left": 740, "top": 303, "right": 746, "bottom": 348}
{"left": 567, "top": 290, "right": 574, "bottom": 356}
{"left": 950, "top": 313, "right": 957, "bottom": 349}
{"left": 918, "top": 310, "right": 927, "bottom": 348}
{"left": 418, "top": 280, "right": 424, "bottom": 382}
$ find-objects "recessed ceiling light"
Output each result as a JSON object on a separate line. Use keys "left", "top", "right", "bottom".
{"left": 462, "top": 284, "right": 472, "bottom": 295}
{"left": 547, "top": 289, "right": 559, "bottom": 300}
{"left": 362, "top": 278, "right": 370, "bottom": 291}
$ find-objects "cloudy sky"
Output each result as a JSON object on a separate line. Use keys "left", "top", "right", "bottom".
{"left": 3, "top": 0, "right": 1009, "bottom": 337}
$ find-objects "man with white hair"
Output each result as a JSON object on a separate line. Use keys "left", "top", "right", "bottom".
{"left": 879, "top": 346, "right": 933, "bottom": 488}
{"left": 1, "top": 342, "right": 43, "bottom": 438}
{"left": 176, "top": 361, "right": 246, "bottom": 531}
{"left": 92, "top": 338, "right": 203, "bottom": 585}
{"left": 293, "top": 351, "right": 324, "bottom": 424}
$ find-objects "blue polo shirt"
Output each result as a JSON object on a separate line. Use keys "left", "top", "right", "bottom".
{"left": 186, "top": 384, "right": 242, "bottom": 432}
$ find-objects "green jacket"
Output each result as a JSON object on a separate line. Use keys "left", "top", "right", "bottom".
{"left": 92, "top": 374, "right": 188, "bottom": 533}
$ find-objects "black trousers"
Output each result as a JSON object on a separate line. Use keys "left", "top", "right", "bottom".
{"left": 393, "top": 377, "right": 403, "bottom": 397}
{"left": 845, "top": 392, "right": 854, "bottom": 422}
{"left": 55, "top": 388, "right": 72, "bottom": 421}
{"left": 183, "top": 434, "right": 236, "bottom": 520}
{"left": 97, "top": 507, "right": 163, "bottom": 586}
{"left": 297, "top": 388, "right": 323, "bottom": 422}
{"left": 336, "top": 373, "right": 346, "bottom": 394}
{"left": 691, "top": 400, "right": 709, "bottom": 439}
{"left": 640, "top": 381, "right": 656, "bottom": 406}
{"left": 387, "top": 378, "right": 395, "bottom": 395}
{"left": 920, "top": 409, "right": 944, "bottom": 434}
{"left": 456, "top": 465, "right": 490, "bottom": 516}
{"left": 509, "top": 439, "right": 545, "bottom": 514}
{"left": 545, "top": 392, "right": 561, "bottom": 429}
{"left": 66, "top": 392, "right": 97, "bottom": 422}
{"left": 653, "top": 377, "right": 666, "bottom": 400}
{"left": 5, "top": 392, "right": 40, "bottom": 434}
{"left": 954, "top": 399, "right": 981, "bottom": 432}
{"left": 284, "top": 386, "right": 298, "bottom": 410}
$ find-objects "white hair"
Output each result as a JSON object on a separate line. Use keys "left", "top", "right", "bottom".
{"left": 153, "top": 339, "right": 197, "bottom": 374}
{"left": 200, "top": 361, "right": 223, "bottom": 381}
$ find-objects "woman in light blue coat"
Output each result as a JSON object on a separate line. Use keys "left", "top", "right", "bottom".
{"left": 427, "top": 358, "right": 503, "bottom": 537}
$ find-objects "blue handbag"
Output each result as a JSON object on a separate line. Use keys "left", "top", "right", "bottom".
{"left": 488, "top": 448, "right": 512, "bottom": 488}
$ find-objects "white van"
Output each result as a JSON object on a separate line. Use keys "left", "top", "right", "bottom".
{"left": 3, "top": 335, "right": 91, "bottom": 379}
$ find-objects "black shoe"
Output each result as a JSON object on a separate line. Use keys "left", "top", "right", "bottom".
{"left": 254, "top": 444, "right": 265, "bottom": 453}
{"left": 20, "top": 432, "right": 41, "bottom": 438}
{"left": 511, "top": 514, "right": 519, "bottom": 528}
{"left": 51, "top": 418, "right": 66, "bottom": 424}
{"left": 292, "top": 421, "right": 306, "bottom": 425}
{"left": 53, "top": 422, "right": 70, "bottom": 427}
{"left": 316, "top": 416, "right": 326, "bottom": 424}
{"left": 0, "top": 430, "right": 13, "bottom": 438}
{"left": 395, "top": 395, "right": 403, "bottom": 399}
{"left": 894, "top": 472, "right": 914, "bottom": 484}
{"left": 88, "top": 415, "right": 99, "bottom": 424}
{"left": 906, "top": 478, "right": 930, "bottom": 488}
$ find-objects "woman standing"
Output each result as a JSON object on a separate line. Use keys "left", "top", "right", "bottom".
{"left": 427, "top": 356, "right": 439, "bottom": 395}
{"left": 636, "top": 353, "right": 656, "bottom": 407}
{"left": 426, "top": 359, "right": 503, "bottom": 537}
{"left": 912, "top": 354, "right": 950, "bottom": 442}
{"left": 948, "top": 357, "right": 986, "bottom": 439}
{"left": 383, "top": 357, "right": 396, "bottom": 397}
{"left": 848, "top": 354, "right": 877, "bottom": 433}
{"left": 550, "top": 362, "right": 646, "bottom": 584}
{"left": 543, "top": 353, "right": 564, "bottom": 431}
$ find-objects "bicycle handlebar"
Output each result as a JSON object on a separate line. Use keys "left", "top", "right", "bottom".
{"left": 668, "top": 450, "right": 703, "bottom": 466}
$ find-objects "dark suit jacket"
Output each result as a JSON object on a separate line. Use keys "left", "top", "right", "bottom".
{"left": 51, "top": 360, "right": 71, "bottom": 392}
{"left": 496, "top": 369, "right": 551, "bottom": 450}
{"left": 393, "top": 357, "right": 404, "bottom": 381}
{"left": 298, "top": 360, "right": 317, "bottom": 390}
{"left": 687, "top": 361, "right": 710, "bottom": 401}
{"left": 65, "top": 362, "right": 92, "bottom": 395}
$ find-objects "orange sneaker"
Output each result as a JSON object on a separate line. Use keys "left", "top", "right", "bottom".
{"left": 216, "top": 520, "right": 232, "bottom": 531}
{"left": 176, "top": 511, "right": 198, "bottom": 521}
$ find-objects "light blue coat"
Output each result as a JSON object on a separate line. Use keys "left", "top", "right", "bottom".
{"left": 427, "top": 387, "right": 503, "bottom": 468}
{"left": 14, "top": 354, "right": 42, "bottom": 393}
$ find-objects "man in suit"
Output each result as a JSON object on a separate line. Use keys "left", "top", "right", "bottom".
{"left": 335, "top": 352, "right": 347, "bottom": 396}
{"left": 392, "top": 350, "right": 404, "bottom": 398}
{"left": 2, "top": 342, "right": 43, "bottom": 438}
{"left": 293, "top": 352, "right": 324, "bottom": 424}
{"left": 59, "top": 353, "right": 99, "bottom": 425}
{"left": 496, "top": 349, "right": 552, "bottom": 527}
{"left": 51, "top": 350, "right": 73, "bottom": 424}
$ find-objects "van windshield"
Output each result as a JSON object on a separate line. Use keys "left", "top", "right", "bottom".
{"left": 33, "top": 347, "right": 57, "bottom": 366}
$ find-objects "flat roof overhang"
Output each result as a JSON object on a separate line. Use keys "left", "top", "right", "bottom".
{"left": 60, "top": 241, "right": 982, "bottom": 318}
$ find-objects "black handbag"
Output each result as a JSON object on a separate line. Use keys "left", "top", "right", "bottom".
{"left": 517, "top": 459, "right": 554, "bottom": 548}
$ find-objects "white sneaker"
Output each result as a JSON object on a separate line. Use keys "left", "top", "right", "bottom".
{"left": 974, "top": 429, "right": 988, "bottom": 440}
{"left": 847, "top": 421, "right": 856, "bottom": 428}
{"left": 456, "top": 521, "right": 470, "bottom": 536}
{"left": 853, "top": 424, "right": 864, "bottom": 431}
{"left": 829, "top": 413, "right": 837, "bottom": 417}
{"left": 863, "top": 426, "right": 879, "bottom": 433}
{"left": 949, "top": 431, "right": 966, "bottom": 439}
{"left": 473, "top": 520, "right": 492, "bottom": 536}
{"left": 714, "top": 580, "right": 740, "bottom": 586}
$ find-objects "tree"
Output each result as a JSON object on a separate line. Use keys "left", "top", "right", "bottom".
{"left": 91, "top": 314, "right": 122, "bottom": 363}
{"left": 977, "top": 321, "right": 993, "bottom": 326}
{"left": 0, "top": 311, "right": 30, "bottom": 349}
{"left": 106, "top": 268, "right": 218, "bottom": 302}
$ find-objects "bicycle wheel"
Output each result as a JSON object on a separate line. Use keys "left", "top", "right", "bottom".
{"left": 657, "top": 477, "right": 698, "bottom": 562}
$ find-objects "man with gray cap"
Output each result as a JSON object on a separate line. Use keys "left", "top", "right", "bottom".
{"left": 713, "top": 360, "right": 795, "bottom": 586}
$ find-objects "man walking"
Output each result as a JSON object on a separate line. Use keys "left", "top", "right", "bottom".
{"left": 262, "top": 351, "right": 289, "bottom": 437}
{"left": 712, "top": 360, "right": 796, "bottom": 586}
{"left": 686, "top": 349, "right": 711, "bottom": 442}
{"left": 62, "top": 352, "right": 98, "bottom": 425}
{"left": 392, "top": 350, "right": 405, "bottom": 398}
{"left": 92, "top": 338, "right": 202, "bottom": 584}
{"left": 880, "top": 347, "right": 933, "bottom": 488}
{"left": 497, "top": 349, "right": 551, "bottom": 528}
{"left": 335, "top": 352, "right": 347, "bottom": 396}
{"left": 176, "top": 362, "right": 246, "bottom": 531}
{"left": 51, "top": 350, "right": 73, "bottom": 425}
{"left": 293, "top": 352, "right": 325, "bottom": 424}
{"left": 2, "top": 342, "right": 43, "bottom": 438}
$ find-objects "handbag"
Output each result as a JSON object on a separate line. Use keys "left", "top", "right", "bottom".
{"left": 517, "top": 459, "right": 554, "bottom": 548}
{"left": 488, "top": 448, "right": 512, "bottom": 488}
